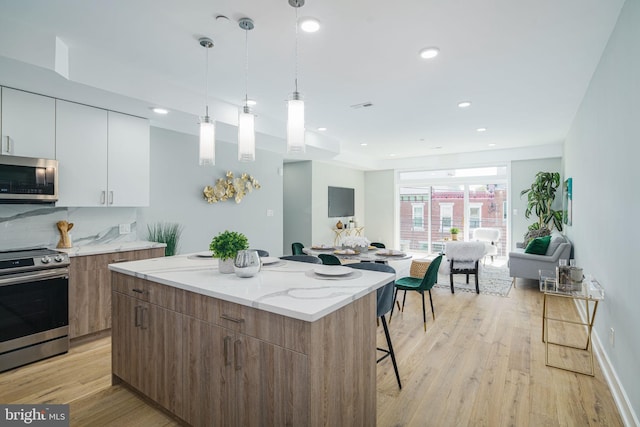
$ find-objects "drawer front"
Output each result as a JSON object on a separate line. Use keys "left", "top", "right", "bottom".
{"left": 112, "top": 273, "right": 177, "bottom": 310}
{"left": 178, "top": 290, "right": 308, "bottom": 353}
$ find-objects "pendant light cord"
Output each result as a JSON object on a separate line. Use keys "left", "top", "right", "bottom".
{"left": 204, "top": 45, "right": 210, "bottom": 117}
{"left": 245, "top": 27, "right": 249, "bottom": 107}
{"left": 294, "top": 5, "right": 299, "bottom": 94}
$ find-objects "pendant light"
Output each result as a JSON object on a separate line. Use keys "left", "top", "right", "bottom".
{"left": 238, "top": 18, "right": 256, "bottom": 162}
{"left": 287, "top": 0, "right": 305, "bottom": 153}
{"left": 199, "top": 37, "right": 215, "bottom": 166}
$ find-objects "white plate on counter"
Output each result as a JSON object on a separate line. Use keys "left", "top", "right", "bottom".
{"left": 261, "top": 257, "right": 280, "bottom": 265}
{"left": 312, "top": 265, "right": 353, "bottom": 276}
{"left": 193, "top": 251, "right": 213, "bottom": 258}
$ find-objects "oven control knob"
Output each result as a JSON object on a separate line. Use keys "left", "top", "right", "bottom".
{"left": 41, "top": 256, "right": 52, "bottom": 264}
{"left": 54, "top": 255, "right": 65, "bottom": 262}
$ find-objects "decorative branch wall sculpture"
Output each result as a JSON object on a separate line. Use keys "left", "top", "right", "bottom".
{"left": 203, "top": 171, "right": 261, "bottom": 204}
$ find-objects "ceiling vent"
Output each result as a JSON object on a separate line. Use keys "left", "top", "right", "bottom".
{"left": 350, "top": 102, "right": 373, "bottom": 109}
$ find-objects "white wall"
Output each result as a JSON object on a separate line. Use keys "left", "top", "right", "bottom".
{"left": 364, "top": 170, "right": 395, "bottom": 247}
{"left": 563, "top": 0, "right": 640, "bottom": 423}
{"left": 509, "top": 158, "right": 562, "bottom": 249}
{"left": 138, "top": 127, "right": 284, "bottom": 257}
{"left": 311, "top": 162, "right": 365, "bottom": 246}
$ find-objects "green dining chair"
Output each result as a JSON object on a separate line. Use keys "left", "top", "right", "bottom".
{"left": 390, "top": 255, "right": 443, "bottom": 332}
{"left": 280, "top": 255, "right": 322, "bottom": 264}
{"left": 318, "top": 254, "right": 342, "bottom": 265}
{"left": 370, "top": 242, "right": 386, "bottom": 248}
{"left": 291, "top": 242, "right": 305, "bottom": 255}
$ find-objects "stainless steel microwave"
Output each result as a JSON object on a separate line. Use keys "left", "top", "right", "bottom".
{"left": 0, "top": 155, "right": 58, "bottom": 203}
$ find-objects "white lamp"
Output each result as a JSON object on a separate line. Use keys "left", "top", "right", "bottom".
{"left": 238, "top": 18, "right": 256, "bottom": 162}
{"left": 198, "top": 37, "right": 215, "bottom": 166}
{"left": 287, "top": 0, "right": 306, "bottom": 153}
{"left": 287, "top": 92, "right": 305, "bottom": 153}
{"left": 238, "top": 106, "right": 255, "bottom": 161}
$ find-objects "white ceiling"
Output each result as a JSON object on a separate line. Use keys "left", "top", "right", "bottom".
{"left": 0, "top": 0, "right": 625, "bottom": 169}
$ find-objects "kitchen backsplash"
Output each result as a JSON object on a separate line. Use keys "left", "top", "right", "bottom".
{"left": 0, "top": 205, "right": 138, "bottom": 251}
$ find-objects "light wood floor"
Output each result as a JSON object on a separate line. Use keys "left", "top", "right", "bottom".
{"left": 0, "top": 279, "right": 623, "bottom": 426}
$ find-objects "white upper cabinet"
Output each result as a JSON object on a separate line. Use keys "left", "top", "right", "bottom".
{"left": 55, "top": 100, "right": 150, "bottom": 207}
{"left": 1, "top": 87, "right": 56, "bottom": 158}
{"left": 55, "top": 100, "right": 108, "bottom": 207}
{"left": 107, "top": 111, "right": 150, "bottom": 207}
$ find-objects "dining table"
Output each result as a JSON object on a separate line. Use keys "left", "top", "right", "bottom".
{"left": 303, "top": 245, "right": 412, "bottom": 264}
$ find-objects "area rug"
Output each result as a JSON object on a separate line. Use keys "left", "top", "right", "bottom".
{"left": 434, "top": 264, "right": 512, "bottom": 297}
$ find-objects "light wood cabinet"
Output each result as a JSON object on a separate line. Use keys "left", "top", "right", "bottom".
{"left": 1, "top": 87, "right": 56, "bottom": 158}
{"left": 69, "top": 248, "right": 164, "bottom": 339}
{"left": 112, "top": 287, "right": 183, "bottom": 418}
{"left": 55, "top": 100, "right": 150, "bottom": 207}
{"left": 184, "top": 316, "right": 309, "bottom": 427}
{"left": 112, "top": 272, "right": 377, "bottom": 426}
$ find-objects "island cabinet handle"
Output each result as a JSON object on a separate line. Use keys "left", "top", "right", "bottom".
{"left": 220, "top": 314, "right": 245, "bottom": 324}
{"left": 234, "top": 340, "right": 242, "bottom": 371}
{"left": 132, "top": 288, "right": 144, "bottom": 294}
{"left": 223, "top": 336, "right": 232, "bottom": 366}
{"left": 134, "top": 305, "right": 142, "bottom": 327}
{"left": 141, "top": 307, "right": 148, "bottom": 330}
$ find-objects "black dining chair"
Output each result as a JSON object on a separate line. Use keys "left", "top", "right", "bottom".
{"left": 391, "top": 255, "right": 443, "bottom": 332}
{"left": 252, "top": 249, "right": 269, "bottom": 257}
{"left": 348, "top": 262, "right": 401, "bottom": 389}
{"left": 291, "top": 242, "right": 305, "bottom": 255}
{"left": 318, "top": 254, "right": 341, "bottom": 265}
{"left": 280, "top": 255, "right": 322, "bottom": 264}
{"left": 370, "top": 242, "right": 386, "bottom": 249}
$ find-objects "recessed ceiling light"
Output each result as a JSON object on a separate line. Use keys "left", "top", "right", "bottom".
{"left": 419, "top": 47, "right": 440, "bottom": 59}
{"left": 317, "top": 127, "right": 327, "bottom": 131}
{"left": 390, "top": 153, "right": 396, "bottom": 157}
{"left": 299, "top": 17, "right": 320, "bottom": 33}
{"left": 458, "top": 101, "right": 472, "bottom": 108}
{"left": 431, "top": 146, "right": 443, "bottom": 150}
{"left": 476, "top": 127, "right": 487, "bottom": 132}
{"left": 246, "top": 99, "right": 257, "bottom": 106}
{"left": 488, "top": 143, "right": 496, "bottom": 147}
{"left": 152, "top": 107, "right": 169, "bottom": 115}
{"left": 360, "top": 143, "right": 368, "bottom": 146}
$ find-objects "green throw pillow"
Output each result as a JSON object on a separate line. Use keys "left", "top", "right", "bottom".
{"left": 524, "top": 235, "right": 551, "bottom": 255}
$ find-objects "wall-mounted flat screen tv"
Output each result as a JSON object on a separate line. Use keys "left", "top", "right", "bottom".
{"left": 328, "top": 186, "right": 354, "bottom": 217}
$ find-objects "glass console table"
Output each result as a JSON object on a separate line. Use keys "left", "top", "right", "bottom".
{"left": 540, "top": 271, "right": 604, "bottom": 376}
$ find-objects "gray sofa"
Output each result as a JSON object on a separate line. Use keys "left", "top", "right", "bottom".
{"left": 508, "top": 231, "right": 572, "bottom": 282}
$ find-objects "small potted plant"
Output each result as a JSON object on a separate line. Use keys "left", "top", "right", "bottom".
{"left": 450, "top": 227, "right": 460, "bottom": 241}
{"left": 209, "top": 230, "right": 249, "bottom": 273}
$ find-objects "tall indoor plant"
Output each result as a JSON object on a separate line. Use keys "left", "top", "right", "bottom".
{"left": 209, "top": 230, "right": 249, "bottom": 273}
{"left": 520, "top": 171, "right": 563, "bottom": 239}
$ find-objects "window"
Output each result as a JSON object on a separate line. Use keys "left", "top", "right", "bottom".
{"left": 440, "top": 203, "right": 453, "bottom": 232}
{"left": 412, "top": 203, "right": 424, "bottom": 231}
{"left": 469, "top": 204, "right": 482, "bottom": 228}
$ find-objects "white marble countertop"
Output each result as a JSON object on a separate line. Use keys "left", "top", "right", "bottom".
{"left": 57, "top": 241, "right": 166, "bottom": 257}
{"left": 108, "top": 254, "right": 394, "bottom": 322}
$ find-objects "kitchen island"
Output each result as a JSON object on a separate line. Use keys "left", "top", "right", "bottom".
{"left": 109, "top": 254, "right": 394, "bottom": 427}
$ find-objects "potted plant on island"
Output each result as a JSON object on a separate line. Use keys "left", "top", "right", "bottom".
{"left": 209, "top": 230, "right": 249, "bottom": 273}
{"left": 450, "top": 227, "right": 459, "bottom": 241}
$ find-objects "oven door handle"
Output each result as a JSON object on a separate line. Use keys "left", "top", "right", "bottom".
{"left": 0, "top": 268, "right": 69, "bottom": 287}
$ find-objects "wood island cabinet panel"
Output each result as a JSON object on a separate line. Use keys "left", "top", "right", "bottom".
{"left": 112, "top": 272, "right": 377, "bottom": 426}
{"left": 111, "top": 291, "right": 183, "bottom": 419}
{"left": 69, "top": 248, "right": 165, "bottom": 339}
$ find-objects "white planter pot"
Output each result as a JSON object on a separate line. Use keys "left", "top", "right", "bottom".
{"left": 218, "top": 258, "right": 235, "bottom": 274}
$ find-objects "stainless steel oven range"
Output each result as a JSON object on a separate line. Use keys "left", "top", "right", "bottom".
{"left": 0, "top": 248, "right": 70, "bottom": 372}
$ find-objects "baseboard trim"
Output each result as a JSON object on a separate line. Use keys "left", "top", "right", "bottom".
{"left": 574, "top": 300, "right": 639, "bottom": 427}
